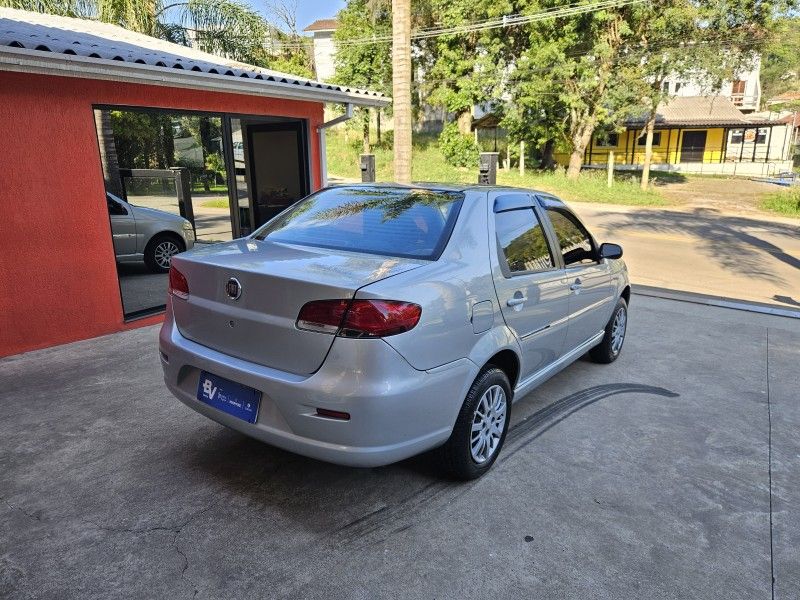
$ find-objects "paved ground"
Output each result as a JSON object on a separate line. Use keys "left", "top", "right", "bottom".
{"left": 573, "top": 203, "right": 800, "bottom": 307}
{"left": 1, "top": 296, "right": 798, "bottom": 599}
{"left": 654, "top": 176, "right": 785, "bottom": 215}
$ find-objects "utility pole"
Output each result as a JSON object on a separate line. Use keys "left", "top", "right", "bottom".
{"left": 392, "top": 0, "right": 412, "bottom": 183}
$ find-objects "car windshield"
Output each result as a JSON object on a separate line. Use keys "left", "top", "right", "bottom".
{"left": 253, "top": 186, "right": 464, "bottom": 260}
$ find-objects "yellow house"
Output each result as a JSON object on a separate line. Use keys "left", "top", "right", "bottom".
{"left": 555, "top": 96, "right": 795, "bottom": 176}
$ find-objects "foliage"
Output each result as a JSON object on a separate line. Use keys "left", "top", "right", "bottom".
{"left": 761, "top": 16, "right": 800, "bottom": 105}
{"left": 326, "top": 130, "right": 666, "bottom": 206}
{"left": 438, "top": 122, "right": 479, "bottom": 167}
{"left": 761, "top": 188, "right": 800, "bottom": 217}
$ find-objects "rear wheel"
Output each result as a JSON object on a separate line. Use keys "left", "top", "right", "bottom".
{"left": 439, "top": 367, "right": 512, "bottom": 480}
{"left": 144, "top": 233, "right": 184, "bottom": 273}
{"left": 589, "top": 297, "right": 628, "bottom": 364}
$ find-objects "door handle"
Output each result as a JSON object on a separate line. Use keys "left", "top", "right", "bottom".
{"left": 507, "top": 296, "right": 528, "bottom": 307}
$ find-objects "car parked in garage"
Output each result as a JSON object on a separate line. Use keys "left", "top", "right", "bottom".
{"left": 159, "top": 184, "right": 629, "bottom": 479}
{"left": 106, "top": 192, "right": 195, "bottom": 273}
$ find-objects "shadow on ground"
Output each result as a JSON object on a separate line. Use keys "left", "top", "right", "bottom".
{"left": 603, "top": 207, "right": 800, "bottom": 285}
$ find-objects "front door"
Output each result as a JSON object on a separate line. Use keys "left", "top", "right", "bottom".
{"left": 107, "top": 193, "right": 137, "bottom": 257}
{"left": 246, "top": 122, "right": 309, "bottom": 228}
{"left": 680, "top": 130, "right": 707, "bottom": 162}
{"left": 542, "top": 205, "right": 616, "bottom": 350}
{"left": 491, "top": 193, "right": 570, "bottom": 380}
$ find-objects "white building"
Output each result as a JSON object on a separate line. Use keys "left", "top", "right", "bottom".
{"left": 662, "top": 55, "right": 762, "bottom": 112}
{"left": 303, "top": 18, "right": 338, "bottom": 82}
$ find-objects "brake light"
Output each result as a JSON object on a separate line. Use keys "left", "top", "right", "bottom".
{"left": 296, "top": 299, "right": 421, "bottom": 338}
{"left": 168, "top": 265, "right": 189, "bottom": 300}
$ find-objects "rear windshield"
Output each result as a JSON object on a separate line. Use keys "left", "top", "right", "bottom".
{"left": 253, "top": 186, "right": 464, "bottom": 260}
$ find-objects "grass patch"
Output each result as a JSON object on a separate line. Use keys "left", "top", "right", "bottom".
{"left": 200, "top": 198, "right": 230, "bottom": 209}
{"left": 326, "top": 131, "right": 667, "bottom": 206}
{"left": 760, "top": 188, "right": 800, "bottom": 218}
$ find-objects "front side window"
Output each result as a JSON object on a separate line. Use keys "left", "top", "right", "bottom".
{"left": 107, "top": 195, "right": 128, "bottom": 216}
{"left": 495, "top": 209, "right": 554, "bottom": 275}
{"left": 255, "top": 186, "right": 464, "bottom": 260}
{"left": 545, "top": 209, "right": 597, "bottom": 266}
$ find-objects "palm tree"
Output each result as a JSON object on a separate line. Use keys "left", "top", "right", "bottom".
{"left": 391, "top": 0, "right": 412, "bottom": 183}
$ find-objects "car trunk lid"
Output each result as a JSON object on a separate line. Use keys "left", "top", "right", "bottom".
{"left": 170, "top": 239, "right": 423, "bottom": 374}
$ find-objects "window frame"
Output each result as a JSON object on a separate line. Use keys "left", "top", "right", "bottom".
{"left": 492, "top": 201, "right": 558, "bottom": 279}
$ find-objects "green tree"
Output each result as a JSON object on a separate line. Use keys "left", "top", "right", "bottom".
{"left": 333, "top": 0, "right": 392, "bottom": 152}
{"left": 761, "top": 16, "right": 800, "bottom": 106}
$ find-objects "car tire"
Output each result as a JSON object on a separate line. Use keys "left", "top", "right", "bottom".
{"left": 144, "top": 233, "right": 185, "bottom": 273}
{"left": 439, "top": 367, "right": 512, "bottom": 480}
{"left": 589, "top": 297, "right": 628, "bottom": 364}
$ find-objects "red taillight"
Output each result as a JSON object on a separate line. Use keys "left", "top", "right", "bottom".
{"left": 168, "top": 265, "right": 189, "bottom": 300}
{"left": 296, "top": 299, "right": 421, "bottom": 338}
{"left": 296, "top": 299, "right": 350, "bottom": 334}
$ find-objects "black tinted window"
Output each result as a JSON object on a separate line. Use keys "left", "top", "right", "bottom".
{"left": 546, "top": 209, "right": 596, "bottom": 266}
{"left": 254, "top": 186, "right": 463, "bottom": 260}
{"left": 495, "top": 209, "right": 554, "bottom": 274}
{"left": 107, "top": 196, "right": 128, "bottom": 216}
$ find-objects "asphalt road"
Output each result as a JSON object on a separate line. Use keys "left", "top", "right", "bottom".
{"left": 1, "top": 295, "right": 798, "bottom": 599}
{"left": 573, "top": 203, "right": 800, "bottom": 308}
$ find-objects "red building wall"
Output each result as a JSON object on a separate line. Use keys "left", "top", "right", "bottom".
{"left": 0, "top": 71, "right": 324, "bottom": 357}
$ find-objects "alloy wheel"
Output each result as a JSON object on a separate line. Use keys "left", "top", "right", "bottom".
{"left": 611, "top": 307, "right": 627, "bottom": 354}
{"left": 154, "top": 241, "right": 180, "bottom": 270}
{"left": 470, "top": 384, "right": 507, "bottom": 464}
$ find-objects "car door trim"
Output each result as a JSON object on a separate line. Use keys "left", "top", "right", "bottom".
{"left": 514, "top": 329, "right": 605, "bottom": 399}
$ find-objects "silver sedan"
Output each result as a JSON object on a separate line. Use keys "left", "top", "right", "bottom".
{"left": 159, "top": 184, "right": 629, "bottom": 479}
{"left": 107, "top": 192, "right": 195, "bottom": 273}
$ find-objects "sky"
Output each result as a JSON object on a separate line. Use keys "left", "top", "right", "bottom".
{"left": 249, "top": 0, "right": 346, "bottom": 31}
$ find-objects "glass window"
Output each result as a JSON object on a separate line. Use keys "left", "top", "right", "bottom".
{"left": 546, "top": 209, "right": 597, "bottom": 266}
{"left": 594, "top": 133, "right": 619, "bottom": 148}
{"left": 495, "top": 209, "right": 554, "bottom": 274}
{"left": 731, "top": 129, "right": 744, "bottom": 144}
{"left": 106, "top": 194, "right": 128, "bottom": 215}
{"left": 255, "top": 186, "right": 464, "bottom": 260}
{"left": 638, "top": 132, "right": 662, "bottom": 146}
{"left": 662, "top": 81, "right": 670, "bottom": 93}
{"left": 756, "top": 128, "right": 768, "bottom": 144}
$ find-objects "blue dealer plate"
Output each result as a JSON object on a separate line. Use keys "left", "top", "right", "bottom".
{"left": 197, "top": 371, "right": 261, "bottom": 424}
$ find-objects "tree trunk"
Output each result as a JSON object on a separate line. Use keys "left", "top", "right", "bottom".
{"left": 376, "top": 109, "right": 381, "bottom": 144}
{"left": 640, "top": 114, "right": 656, "bottom": 190}
{"left": 199, "top": 119, "right": 213, "bottom": 192}
{"left": 392, "top": 0, "right": 412, "bottom": 183}
{"left": 362, "top": 110, "right": 370, "bottom": 153}
{"left": 457, "top": 109, "right": 472, "bottom": 135}
{"left": 93, "top": 109, "right": 124, "bottom": 198}
{"left": 540, "top": 139, "right": 555, "bottom": 170}
{"left": 566, "top": 125, "right": 595, "bottom": 179}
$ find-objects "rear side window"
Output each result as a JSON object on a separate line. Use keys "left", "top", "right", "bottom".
{"left": 254, "top": 186, "right": 464, "bottom": 260}
{"left": 495, "top": 209, "right": 554, "bottom": 275}
{"left": 545, "top": 209, "right": 597, "bottom": 266}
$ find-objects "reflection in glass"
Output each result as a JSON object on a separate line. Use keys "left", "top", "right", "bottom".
{"left": 495, "top": 210, "right": 554, "bottom": 273}
{"left": 255, "top": 187, "right": 464, "bottom": 260}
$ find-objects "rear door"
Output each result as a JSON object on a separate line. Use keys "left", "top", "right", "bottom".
{"left": 540, "top": 201, "right": 615, "bottom": 350}
{"left": 490, "top": 192, "right": 570, "bottom": 380}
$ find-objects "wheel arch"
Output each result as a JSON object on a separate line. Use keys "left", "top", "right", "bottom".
{"left": 484, "top": 349, "right": 521, "bottom": 390}
{"left": 621, "top": 284, "right": 631, "bottom": 306}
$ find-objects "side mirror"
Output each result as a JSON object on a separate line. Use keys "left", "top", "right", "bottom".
{"left": 599, "top": 242, "right": 623, "bottom": 260}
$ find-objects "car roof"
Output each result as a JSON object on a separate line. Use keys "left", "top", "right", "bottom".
{"left": 328, "top": 182, "right": 564, "bottom": 201}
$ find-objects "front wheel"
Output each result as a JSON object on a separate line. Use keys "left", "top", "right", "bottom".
{"left": 439, "top": 367, "right": 512, "bottom": 480}
{"left": 589, "top": 297, "right": 628, "bottom": 364}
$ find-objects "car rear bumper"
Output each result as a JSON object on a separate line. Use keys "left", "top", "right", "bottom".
{"left": 159, "top": 300, "right": 476, "bottom": 467}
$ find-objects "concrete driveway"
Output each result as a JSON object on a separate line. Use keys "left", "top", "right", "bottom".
{"left": 1, "top": 296, "right": 798, "bottom": 599}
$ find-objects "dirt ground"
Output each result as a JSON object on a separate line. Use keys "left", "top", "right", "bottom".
{"left": 653, "top": 176, "right": 786, "bottom": 216}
